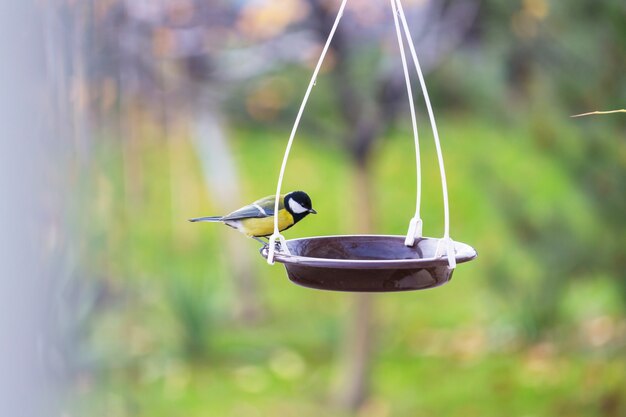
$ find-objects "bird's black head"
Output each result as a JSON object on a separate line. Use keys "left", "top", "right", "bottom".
{"left": 284, "top": 191, "right": 316, "bottom": 223}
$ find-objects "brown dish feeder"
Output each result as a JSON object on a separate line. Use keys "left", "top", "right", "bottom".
{"left": 261, "top": 235, "right": 477, "bottom": 292}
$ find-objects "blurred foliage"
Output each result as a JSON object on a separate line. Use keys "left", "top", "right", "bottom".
{"left": 68, "top": 118, "right": 626, "bottom": 417}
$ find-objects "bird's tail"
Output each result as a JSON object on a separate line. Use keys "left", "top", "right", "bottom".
{"left": 188, "top": 216, "right": 222, "bottom": 222}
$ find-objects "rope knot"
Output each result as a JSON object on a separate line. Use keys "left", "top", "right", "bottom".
{"left": 266, "top": 233, "right": 290, "bottom": 265}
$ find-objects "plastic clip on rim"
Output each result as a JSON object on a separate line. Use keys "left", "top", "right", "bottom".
{"left": 404, "top": 217, "right": 423, "bottom": 247}
{"left": 436, "top": 237, "right": 457, "bottom": 269}
{"left": 266, "top": 0, "right": 349, "bottom": 265}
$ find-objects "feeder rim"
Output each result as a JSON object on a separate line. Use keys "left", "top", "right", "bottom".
{"left": 263, "top": 235, "right": 477, "bottom": 269}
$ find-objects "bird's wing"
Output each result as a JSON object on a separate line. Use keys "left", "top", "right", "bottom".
{"left": 221, "top": 194, "right": 284, "bottom": 221}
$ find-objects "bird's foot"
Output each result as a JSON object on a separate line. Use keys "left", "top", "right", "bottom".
{"left": 258, "top": 242, "right": 283, "bottom": 256}
{"left": 253, "top": 236, "right": 283, "bottom": 256}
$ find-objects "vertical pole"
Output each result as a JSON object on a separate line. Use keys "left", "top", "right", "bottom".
{"left": 0, "top": 2, "right": 63, "bottom": 416}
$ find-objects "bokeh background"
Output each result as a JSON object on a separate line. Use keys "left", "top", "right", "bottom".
{"left": 2, "top": 1, "right": 625, "bottom": 416}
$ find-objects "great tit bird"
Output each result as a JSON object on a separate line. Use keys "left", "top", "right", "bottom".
{"left": 189, "top": 191, "right": 316, "bottom": 244}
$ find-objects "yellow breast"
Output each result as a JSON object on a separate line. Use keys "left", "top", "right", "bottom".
{"left": 239, "top": 209, "right": 294, "bottom": 237}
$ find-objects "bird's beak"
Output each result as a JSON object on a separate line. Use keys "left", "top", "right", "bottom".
{"left": 309, "top": 208, "right": 317, "bottom": 214}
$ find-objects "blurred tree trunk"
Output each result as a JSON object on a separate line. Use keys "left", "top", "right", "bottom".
{"left": 190, "top": 95, "right": 265, "bottom": 323}
{"left": 312, "top": 1, "right": 385, "bottom": 410}
{"left": 331, "top": 87, "right": 384, "bottom": 413}
{"left": 334, "top": 162, "right": 377, "bottom": 411}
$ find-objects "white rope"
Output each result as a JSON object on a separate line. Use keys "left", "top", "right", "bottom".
{"left": 267, "top": 0, "right": 349, "bottom": 265}
{"left": 390, "top": 0, "right": 423, "bottom": 247}
{"left": 393, "top": 0, "right": 455, "bottom": 268}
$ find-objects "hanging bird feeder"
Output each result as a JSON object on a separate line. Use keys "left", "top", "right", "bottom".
{"left": 261, "top": 0, "right": 477, "bottom": 291}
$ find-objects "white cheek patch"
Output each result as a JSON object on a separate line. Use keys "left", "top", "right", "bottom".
{"left": 288, "top": 199, "right": 308, "bottom": 214}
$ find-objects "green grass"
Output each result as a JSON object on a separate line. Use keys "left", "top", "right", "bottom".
{"left": 68, "top": 117, "right": 626, "bottom": 417}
